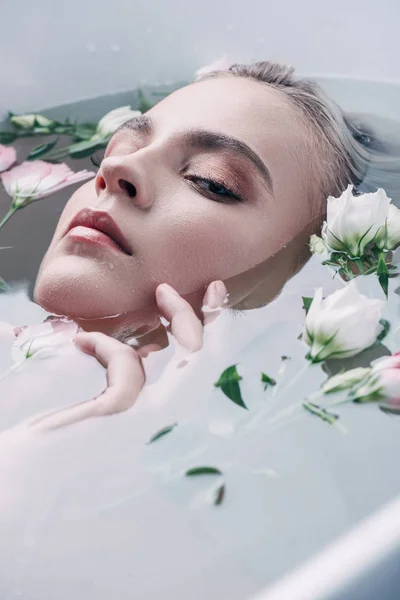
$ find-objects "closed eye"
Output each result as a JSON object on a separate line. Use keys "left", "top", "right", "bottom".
{"left": 185, "top": 175, "right": 243, "bottom": 203}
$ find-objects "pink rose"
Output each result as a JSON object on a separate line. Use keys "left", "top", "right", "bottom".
{"left": 12, "top": 317, "right": 79, "bottom": 363}
{"left": 352, "top": 352, "right": 400, "bottom": 406}
{"left": 1, "top": 160, "right": 95, "bottom": 209}
{"left": 0, "top": 144, "right": 16, "bottom": 173}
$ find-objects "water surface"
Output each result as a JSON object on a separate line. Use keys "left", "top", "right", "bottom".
{"left": 1, "top": 79, "right": 400, "bottom": 600}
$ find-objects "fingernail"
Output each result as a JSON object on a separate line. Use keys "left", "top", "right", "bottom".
{"left": 205, "top": 281, "right": 227, "bottom": 309}
{"left": 215, "top": 280, "right": 227, "bottom": 298}
{"left": 160, "top": 283, "right": 180, "bottom": 297}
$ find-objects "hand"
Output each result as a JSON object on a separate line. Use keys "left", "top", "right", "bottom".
{"left": 29, "top": 280, "right": 227, "bottom": 431}
{"left": 153, "top": 279, "right": 228, "bottom": 352}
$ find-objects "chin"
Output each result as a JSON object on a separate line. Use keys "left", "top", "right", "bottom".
{"left": 35, "top": 276, "right": 111, "bottom": 320}
{"left": 34, "top": 259, "right": 138, "bottom": 320}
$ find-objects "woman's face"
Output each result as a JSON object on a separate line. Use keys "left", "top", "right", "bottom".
{"left": 35, "top": 76, "right": 315, "bottom": 320}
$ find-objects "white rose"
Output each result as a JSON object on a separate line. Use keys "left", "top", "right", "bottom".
{"left": 95, "top": 106, "right": 142, "bottom": 139}
{"left": 309, "top": 234, "right": 329, "bottom": 258}
{"left": 375, "top": 204, "right": 400, "bottom": 251}
{"left": 321, "top": 185, "right": 391, "bottom": 258}
{"left": 303, "top": 282, "right": 385, "bottom": 362}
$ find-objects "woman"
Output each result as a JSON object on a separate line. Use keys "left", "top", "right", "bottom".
{"left": 7, "top": 61, "right": 397, "bottom": 428}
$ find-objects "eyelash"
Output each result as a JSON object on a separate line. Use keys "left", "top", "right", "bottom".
{"left": 90, "top": 153, "right": 243, "bottom": 203}
{"left": 185, "top": 175, "right": 243, "bottom": 203}
{"left": 90, "top": 151, "right": 105, "bottom": 168}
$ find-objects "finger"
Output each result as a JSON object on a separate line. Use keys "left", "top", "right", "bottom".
{"left": 137, "top": 343, "right": 162, "bottom": 358}
{"left": 202, "top": 280, "right": 228, "bottom": 326}
{"left": 74, "top": 330, "right": 133, "bottom": 365}
{"left": 130, "top": 325, "right": 169, "bottom": 352}
{"left": 30, "top": 332, "right": 147, "bottom": 431}
{"left": 75, "top": 331, "right": 145, "bottom": 413}
{"left": 156, "top": 283, "right": 203, "bottom": 352}
{"left": 76, "top": 335, "right": 160, "bottom": 374}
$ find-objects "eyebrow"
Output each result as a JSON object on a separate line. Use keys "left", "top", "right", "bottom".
{"left": 119, "top": 114, "right": 274, "bottom": 192}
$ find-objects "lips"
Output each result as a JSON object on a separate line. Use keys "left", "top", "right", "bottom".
{"left": 66, "top": 208, "right": 132, "bottom": 255}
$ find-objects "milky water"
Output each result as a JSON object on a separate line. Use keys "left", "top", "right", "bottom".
{"left": 1, "top": 81, "right": 400, "bottom": 600}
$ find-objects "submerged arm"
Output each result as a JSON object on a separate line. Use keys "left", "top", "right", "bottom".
{"left": 30, "top": 281, "right": 227, "bottom": 431}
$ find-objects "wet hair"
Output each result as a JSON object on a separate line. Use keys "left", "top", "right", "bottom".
{"left": 197, "top": 61, "right": 400, "bottom": 215}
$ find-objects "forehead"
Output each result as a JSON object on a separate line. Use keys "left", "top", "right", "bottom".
{"left": 148, "top": 76, "right": 307, "bottom": 161}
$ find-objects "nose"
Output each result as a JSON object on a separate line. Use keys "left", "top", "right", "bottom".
{"left": 95, "top": 155, "right": 151, "bottom": 209}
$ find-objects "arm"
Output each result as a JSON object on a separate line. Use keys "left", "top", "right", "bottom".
{"left": 30, "top": 280, "right": 227, "bottom": 431}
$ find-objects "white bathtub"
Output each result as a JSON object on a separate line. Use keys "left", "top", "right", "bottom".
{"left": 1, "top": 1, "right": 400, "bottom": 599}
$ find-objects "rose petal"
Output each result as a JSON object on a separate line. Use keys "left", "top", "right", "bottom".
{"left": 0, "top": 144, "right": 17, "bottom": 172}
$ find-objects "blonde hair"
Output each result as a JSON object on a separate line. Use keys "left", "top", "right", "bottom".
{"left": 197, "top": 61, "right": 400, "bottom": 214}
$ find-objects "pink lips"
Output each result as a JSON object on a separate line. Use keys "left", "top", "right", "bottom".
{"left": 66, "top": 208, "right": 132, "bottom": 255}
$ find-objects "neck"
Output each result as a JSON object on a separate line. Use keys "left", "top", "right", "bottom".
{"left": 74, "top": 305, "right": 161, "bottom": 341}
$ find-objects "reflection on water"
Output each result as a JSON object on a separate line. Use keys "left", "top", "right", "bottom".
{"left": 1, "top": 81, "right": 400, "bottom": 600}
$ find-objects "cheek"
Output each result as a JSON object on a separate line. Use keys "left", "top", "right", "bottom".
{"left": 140, "top": 202, "right": 273, "bottom": 289}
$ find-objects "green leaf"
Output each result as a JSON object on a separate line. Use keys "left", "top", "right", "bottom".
{"left": 69, "top": 140, "right": 107, "bottom": 159}
{"left": 303, "top": 401, "right": 339, "bottom": 424}
{"left": 185, "top": 466, "right": 222, "bottom": 476}
{"left": 73, "top": 123, "right": 98, "bottom": 141}
{"left": 330, "top": 251, "right": 346, "bottom": 261}
{"left": 214, "top": 364, "right": 247, "bottom": 409}
{"left": 261, "top": 371, "right": 276, "bottom": 390}
{"left": 377, "top": 319, "right": 390, "bottom": 342}
{"left": 137, "top": 89, "right": 153, "bottom": 113}
{"left": 24, "top": 339, "right": 35, "bottom": 359}
{"left": 302, "top": 296, "right": 313, "bottom": 314}
{"left": 214, "top": 484, "right": 225, "bottom": 505}
{"left": 0, "top": 277, "right": 8, "bottom": 293}
{"left": 147, "top": 423, "right": 177, "bottom": 444}
{"left": 27, "top": 137, "right": 59, "bottom": 160}
{"left": 53, "top": 125, "right": 74, "bottom": 135}
{"left": 0, "top": 131, "right": 17, "bottom": 144}
{"left": 377, "top": 252, "right": 389, "bottom": 298}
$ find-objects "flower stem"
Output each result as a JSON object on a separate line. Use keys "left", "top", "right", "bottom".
{"left": 0, "top": 362, "right": 22, "bottom": 382}
{"left": 327, "top": 396, "right": 352, "bottom": 408}
{"left": 280, "top": 361, "right": 311, "bottom": 395}
{"left": 40, "top": 146, "right": 70, "bottom": 160}
{"left": 0, "top": 207, "right": 17, "bottom": 231}
{"left": 353, "top": 259, "right": 365, "bottom": 275}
